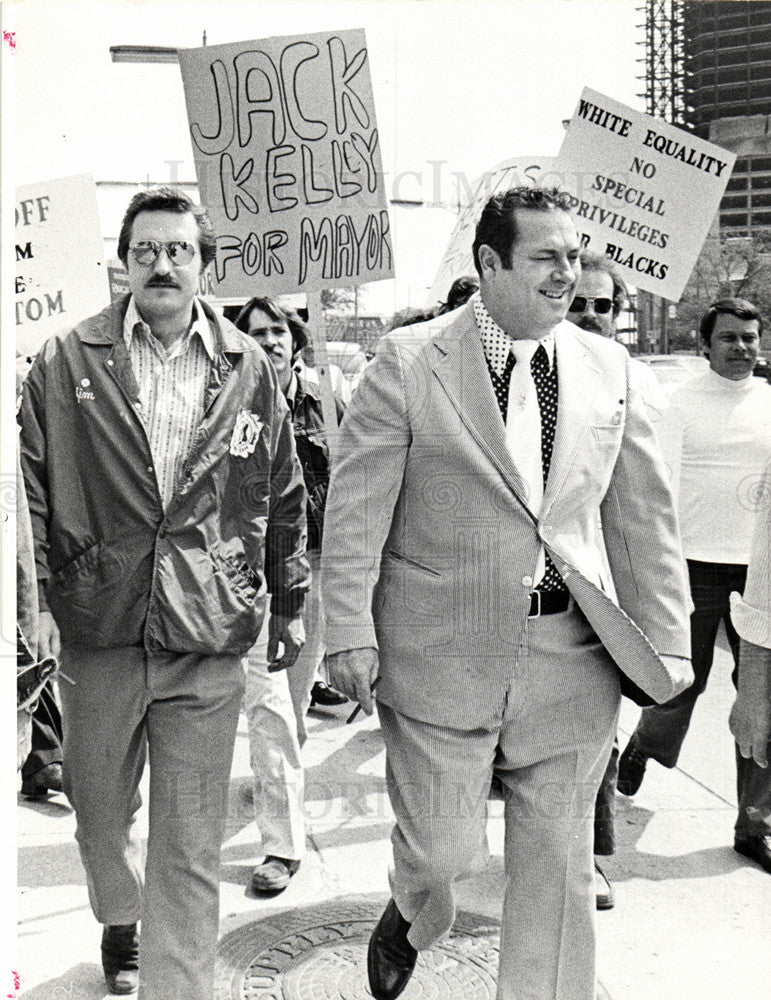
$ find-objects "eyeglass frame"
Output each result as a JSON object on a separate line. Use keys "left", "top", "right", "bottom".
{"left": 128, "top": 240, "right": 198, "bottom": 267}
{"left": 568, "top": 295, "right": 614, "bottom": 315}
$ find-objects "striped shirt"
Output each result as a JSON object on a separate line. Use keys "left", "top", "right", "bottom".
{"left": 123, "top": 296, "right": 214, "bottom": 509}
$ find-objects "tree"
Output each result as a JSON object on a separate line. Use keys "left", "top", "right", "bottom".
{"left": 670, "top": 234, "right": 771, "bottom": 351}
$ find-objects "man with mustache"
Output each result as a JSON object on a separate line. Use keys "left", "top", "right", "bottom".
{"left": 321, "top": 186, "right": 692, "bottom": 1000}
{"left": 19, "top": 187, "right": 309, "bottom": 998}
{"left": 618, "top": 298, "right": 771, "bottom": 874}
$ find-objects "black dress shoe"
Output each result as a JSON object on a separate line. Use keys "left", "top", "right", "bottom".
{"left": 21, "top": 762, "right": 63, "bottom": 798}
{"left": 617, "top": 740, "right": 648, "bottom": 797}
{"left": 250, "top": 856, "right": 301, "bottom": 892}
{"left": 310, "top": 681, "right": 348, "bottom": 707}
{"left": 734, "top": 834, "right": 771, "bottom": 874}
{"left": 367, "top": 899, "right": 417, "bottom": 1000}
{"left": 101, "top": 923, "right": 139, "bottom": 995}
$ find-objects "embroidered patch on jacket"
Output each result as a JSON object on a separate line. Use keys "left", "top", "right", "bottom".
{"left": 230, "top": 409, "right": 263, "bottom": 458}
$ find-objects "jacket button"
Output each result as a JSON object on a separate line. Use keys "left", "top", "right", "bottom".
{"left": 107, "top": 359, "right": 114, "bottom": 366}
{"left": 522, "top": 575, "right": 533, "bottom": 588}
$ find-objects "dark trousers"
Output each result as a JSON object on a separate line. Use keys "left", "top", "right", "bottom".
{"left": 593, "top": 739, "right": 618, "bottom": 855}
{"left": 632, "top": 559, "right": 771, "bottom": 837}
{"left": 21, "top": 682, "right": 63, "bottom": 781}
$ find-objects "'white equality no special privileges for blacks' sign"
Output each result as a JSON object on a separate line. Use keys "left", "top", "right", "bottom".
{"left": 177, "top": 29, "right": 394, "bottom": 298}
{"left": 15, "top": 174, "right": 108, "bottom": 358}
{"left": 554, "top": 87, "right": 736, "bottom": 302}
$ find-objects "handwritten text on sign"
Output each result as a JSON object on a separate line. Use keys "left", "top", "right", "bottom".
{"left": 427, "top": 156, "right": 555, "bottom": 307}
{"left": 178, "top": 30, "right": 393, "bottom": 297}
{"left": 554, "top": 87, "right": 736, "bottom": 301}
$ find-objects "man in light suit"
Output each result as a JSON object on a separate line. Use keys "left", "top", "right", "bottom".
{"left": 321, "top": 187, "right": 693, "bottom": 1000}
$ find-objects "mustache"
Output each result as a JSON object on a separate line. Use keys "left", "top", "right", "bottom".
{"left": 146, "top": 276, "right": 179, "bottom": 287}
{"left": 574, "top": 317, "right": 603, "bottom": 333}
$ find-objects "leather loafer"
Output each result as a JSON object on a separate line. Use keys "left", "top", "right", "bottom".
{"left": 734, "top": 834, "right": 771, "bottom": 874}
{"left": 250, "top": 856, "right": 300, "bottom": 892}
{"left": 594, "top": 860, "right": 615, "bottom": 910}
{"left": 21, "top": 762, "right": 63, "bottom": 798}
{"left": 367, "top": 899, "right": 417, "bottom": 1000}
{"left": 310, "top": 681, "right": 348, "bottom": 707}
{"left": 617, "top": 740, "right": 648, "bottom": 797}
{"left": 101, "top": 923, "right": 139, "bottom": 995}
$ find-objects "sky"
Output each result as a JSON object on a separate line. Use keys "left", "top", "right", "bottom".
{"left": 4, "top": 0, "right": 643, "bottom": 311}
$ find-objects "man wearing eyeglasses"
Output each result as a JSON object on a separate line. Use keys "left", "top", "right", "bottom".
{"left": 567, "top": 253, "right": 621, "bottom": 340}
{"left": 566, "top": 251, "right": 666, "bottom": 912}
{"left": 19, "top": 187, "right": 309, "bottom": 999}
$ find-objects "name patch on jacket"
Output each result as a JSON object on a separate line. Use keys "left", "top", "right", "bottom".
{"left": 230, "top": 409, "right": 263, "bottom": 458}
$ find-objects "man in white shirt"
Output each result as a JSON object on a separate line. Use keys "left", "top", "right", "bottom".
{"left": 321, "top": 187, "right": 692, "bottom": 1000}
{"left": 618, "top": 298, "right": 771, "bottom": 874}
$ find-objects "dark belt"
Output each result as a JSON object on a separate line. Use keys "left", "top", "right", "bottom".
{"left": 528, "top": 589, "right": 571, "bottom": 617}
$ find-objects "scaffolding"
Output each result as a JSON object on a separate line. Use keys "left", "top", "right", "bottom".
{"left": 637, "top": 0, "right": 685, "bottom": 126}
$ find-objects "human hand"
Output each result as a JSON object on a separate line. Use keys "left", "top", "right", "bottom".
{"left": 267, "top": 614, "right": 305, "bottom": 671}
{"left": 37, "top": 610, "right": 61, "bottom": 662}
{"left": 327, "top": 647, "right": 379, "bottom": 715}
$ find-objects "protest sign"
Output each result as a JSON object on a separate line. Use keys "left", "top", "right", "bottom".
{"left": 15, "top": 174, "right": 107, "bottom": 357}
{"left": 178, "top": 30, "right": 393, "bottom": 298}
{"left": 427, "top": 156, "right": 555, "bottom": 307}
{"left": 555, "top": 87, "right": 736, "bottom": 301}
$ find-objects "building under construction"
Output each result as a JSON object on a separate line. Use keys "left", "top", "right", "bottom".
{"left": 641, "top": 0, "right": 771, "bottom": 237}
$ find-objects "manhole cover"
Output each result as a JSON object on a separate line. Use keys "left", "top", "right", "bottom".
{"left": 215, "top": 898, "right": 499, "bottom": 998}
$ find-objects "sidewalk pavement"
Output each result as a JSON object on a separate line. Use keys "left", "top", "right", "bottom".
{"left": 13, "top": 638, "right": 769, "bottom": 999}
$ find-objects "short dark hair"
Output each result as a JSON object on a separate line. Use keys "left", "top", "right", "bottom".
{"left": 699, "top": 298, "right": 763, "bottom": 346}
{"left": 117, "top": 186, "right": 216, "bottom": 270}
{"left": 234, "top": 296, "right": 308, "bottom": 357}
{"left": 578, "top": 251, "right": 627, "bottom": 317}
{"left": 439, "top": 275, "right": 479, "bottom": 314}
{"left": 472, "top": 186, "right": 575, "bottom": 274}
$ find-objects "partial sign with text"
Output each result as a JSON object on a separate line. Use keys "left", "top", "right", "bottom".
{"left": 15, "top": 174, "right": 107, "bottom": 357}
{"left": 178, "top": 29, "right": 393, "bottom": 297}
{"left": 427, "top": 156, "right": 555, "bottom": 307}
{"left": 555, "top": 87, "right": 736, "bottom": 301}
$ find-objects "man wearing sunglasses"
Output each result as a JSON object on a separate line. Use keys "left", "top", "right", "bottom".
{"left": 19, "top": 187, "right": 309, "bottom": 999}
{"left": 567, "top": 253, "right": 624, "bottom": 340}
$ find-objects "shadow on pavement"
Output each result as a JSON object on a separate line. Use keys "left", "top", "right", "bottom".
{"left": 20, "top": 962, "right": 105, "bottom": 999}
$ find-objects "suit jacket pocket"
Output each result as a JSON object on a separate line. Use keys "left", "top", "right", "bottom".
{"left": 384, "top": 549, "right": 442, "bottom": 577}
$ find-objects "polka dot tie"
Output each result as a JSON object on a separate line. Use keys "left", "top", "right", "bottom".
{"left": 530, "top": 344, "right": 565, "bottom": 592}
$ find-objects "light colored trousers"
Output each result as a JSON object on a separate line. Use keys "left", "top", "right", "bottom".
{"left": 243, "top": 550, "right": 326, "bottom": 860}
{"left": 286, "top": 548, "right": 325, "bottom": 746}
{"left": 379, "top": 603, "right": 620, "bottom": 1000}
{"left": 244, "top": 618, "right": 306, "bottom": 861}
{"left": 59, "top": 644, "right": 244, "bottom": 1000}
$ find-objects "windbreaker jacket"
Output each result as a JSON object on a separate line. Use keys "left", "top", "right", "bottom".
{"left": 290, "top": 368, "right": 345, "bottom": 550}
{"left": 20, "top": 295, "right": 309, "bottom": 656}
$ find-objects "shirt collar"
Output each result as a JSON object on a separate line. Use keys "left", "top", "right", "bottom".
{"left": 472, "top": 291, "right": 555, "bottom": 377}
{"left": 123, "top": 295, "right": 215, "bottom": 360}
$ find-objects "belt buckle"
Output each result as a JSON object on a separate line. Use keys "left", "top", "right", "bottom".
{"left": 528, "top": 590, "right": 541, "bottom": 618}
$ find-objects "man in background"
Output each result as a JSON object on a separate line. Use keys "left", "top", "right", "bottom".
{"left": 618, "top": 297, "right": 771, "bottom": 874}
{"left": 235, "top": 296, "right": 345, "bottom": 893}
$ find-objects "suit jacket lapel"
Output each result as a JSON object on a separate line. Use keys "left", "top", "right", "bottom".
{"left": 430, "top": 306, "right": 532, "bottom": 510}
{"left": 543, "top": 322, "right": 603, "bottom": 513}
